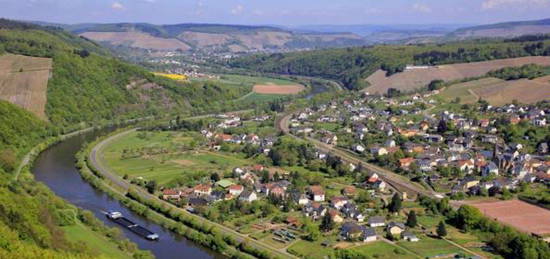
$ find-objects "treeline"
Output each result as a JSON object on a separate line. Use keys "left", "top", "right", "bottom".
{"left": 419, "top": 196, "right": 550, "bottom": 259}
{"left": 229, "top": 37, "right": 550, "bottom": 90}
{"left": 487, "top": 64, "right": 549, "bottom": 80}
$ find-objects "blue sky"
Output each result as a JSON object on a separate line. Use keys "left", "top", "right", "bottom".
{"left": 1, "top": 0, "right": 549, "bottom": 25}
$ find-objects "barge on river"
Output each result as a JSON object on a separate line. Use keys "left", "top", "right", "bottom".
{"left": 106, "top": 211, "right": 159, "bottom": 241}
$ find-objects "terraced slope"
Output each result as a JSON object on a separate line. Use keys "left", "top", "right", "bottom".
{"left": 0, "top": 54, "right": 52, "bottom": 119}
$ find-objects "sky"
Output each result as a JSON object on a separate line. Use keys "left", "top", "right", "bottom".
{"left": 1, "top": 0, "right": 549, "bottom": 26}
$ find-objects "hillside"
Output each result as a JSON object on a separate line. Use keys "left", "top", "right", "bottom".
{"left": 0, "top": 19, "right": 253, "bottom": 126}
{"left": 229, "top": 38, "right": 550, "bottom": 90}
{"left": 65, "top": 23, "right": 368, "bottom": 53}
{"left": 450, "top": 18, "right": 550, "bottom": 39}
{"left": 365, "top": 56, "right": 550, "bottom": 94}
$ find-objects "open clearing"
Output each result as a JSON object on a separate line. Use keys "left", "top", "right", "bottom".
{"left": 0, "top": 54, "right": 52, "bottom": 119}
{"left": 439, "top": 75, "right": 550, "bottom": 105}
{"left": 470, "top": 199, "right": 550, "bottom": 236}
{"left": 365, "top": 56, "right": 550, "bottom": 94}
{"left": 252, "top": 84, "right": 305, "bottom": 95}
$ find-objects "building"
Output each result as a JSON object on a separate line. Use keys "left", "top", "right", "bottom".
{"left": 340, "top": 222, "right": 377, "bottom": 242}
{"left": 367, "top": 216, "right": 386, "bottom": 227}
{"left": 402, "top": 231, "right": 419, "bottom": 242}
{"left": 308, "top": 185, "right": 325, "bottom": 202}
{"left": 228, "top": 185, "right": 244, "bottom": 196}
{"left": 239, "top": 191, "right": 258, "bottom": 202}
{"left": 162, "top": 189, "right": 181, "bottom": 200}
{"left": 387, "top": 222, "right": 406, "bottom": 236}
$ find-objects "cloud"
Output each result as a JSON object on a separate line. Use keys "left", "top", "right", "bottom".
{"left": 231, "top": 4, "right": 244, "bottom": 15}
{"left": 111, "top": 1, "right": 124, "bottom": 10}
{"left": 252, "top": 9, "right": 264, "bottom": 16}
{"left": 412, "top": 3, "right": 432, "bottom": 13}
{"left": 482, "top": 0, "right": 549, "bottom": 9}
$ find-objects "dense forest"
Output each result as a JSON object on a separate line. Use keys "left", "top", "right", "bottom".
{"left": 0, "top": 19, "right": 250, "bottom": 126}
{"left": 229, "top": 37, "right": 550, "bottom": 90}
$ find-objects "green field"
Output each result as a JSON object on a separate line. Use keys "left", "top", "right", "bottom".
{"left": 287, "top": 239, "right": 335, "bottom": 258}
{"left": 438, "top": 77, "right": 504, "bottom": 104}
{"left": 351, "top": 241, "right": 417, "bottom": 259}
{"left": 62, "top": 222, "right": 130, "bottom": 259}
{"left": 101, "top": 131, "right": 252, "bottom": 185}
{"left": 397, "top": 234, "right": 471, "bottom": 258}
{"left": 218, "top": 74, "right": 299, "bottom": 86}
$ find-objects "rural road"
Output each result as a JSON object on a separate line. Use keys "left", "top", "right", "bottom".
{"left": 88, "top": 114, "right": 298, "bottom": 259}
{"left": 276, "top": 112, "right": 441, "bottom": 200}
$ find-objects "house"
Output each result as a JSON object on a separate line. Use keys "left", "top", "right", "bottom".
{"left": 370, "top": 146, "right": 388, "bottom": 156}
{"left": 291, "top": 191, "right": 310, "bottom": 205}
{"left": 342, "top": 186, "right": 356, "bottom": 197}
{"left": 308, "top": 185, "right": 325, "bottom": 202}
{"left": 399, "top": 157, "right": 415, "bottom": 169}
{"left": 193, "top": 184, "right": 212, "bottom": 196}
{"left": 387, "top": 222, "right": 406, "bottom": 236}
{"left": 482, "top": 162, "right": 499, "bottom": 176}
{"left": 402, "top": 231, "right": 419, "bottom": 242}
{"left": 228, "top": 185, "right": 244, "bottom": 196}
{"left": 330, "top": 196, "right": 349, "bottom": 210}
{"left": 304, "top": 202, "right": 327, "bottom": 220}
{"left": 328, "top": 209, "right": 344, "bottom": 223}
{"left": 353, "top": 144, "right": 366, "bottom": 153}
{"left": 340, "top": 222, "right": 377, "bottom": 242}
{"left": 285, "top": 216, "right": 303, "bottom": 229}
{"left": 162, "top": 189, "right": 181, "bottom": 200}
{"left": 239, "top": 191, "right": 258, "bottom": 202}
{"left": 367, "top": 216, "right": 385, "bottom": 227}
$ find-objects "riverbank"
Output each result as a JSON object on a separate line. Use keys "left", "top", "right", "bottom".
{"left": 77, "top": 127, "right": 294, "bottom": 259}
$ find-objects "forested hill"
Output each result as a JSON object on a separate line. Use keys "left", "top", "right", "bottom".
{"left": 0, "top": 19, "right": 249, "bottom": 126}
{"left": 229, "top": 37, "right": 550, "bottom": 90}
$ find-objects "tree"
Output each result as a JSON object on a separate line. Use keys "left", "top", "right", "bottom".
{"left": 428, "top": 79, "right": 444, "bottom": 91}
{"left": 210, "top": 172, "right": 220, "bottom": 182}
{"left": 320, "top": 212, "right": 334, "bottom": 232}
{"left": 145, "top": 180, "right": 157, "bottom": 194}
{"left": 388, "top": 193, "right": 402, "bottom": 213}
{"left": 437, "top": 221, "right": 447, "bottom": 237}
{"left": 406, "top": 211, "right": 417, "bottom": 228}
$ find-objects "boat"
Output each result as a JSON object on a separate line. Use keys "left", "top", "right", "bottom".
{"left": 106, "top": 211, "right": 159, "bottom": 240}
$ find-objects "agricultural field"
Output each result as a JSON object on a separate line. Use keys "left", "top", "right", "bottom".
{"left": 252, "top": 84, "right": 305, "bottom": 95}
{"left": 439, "top": 75, "right": 550, "bottom": 105}
{"left": 365, "top": 56, "right": 550, "bottom": 94}
{"left": 0, "top": 54, "right": 52, "bottom": 119}
{"left": 100, "top": 131, "right": 255, "bottom": 186}
{"left": 470, "top": 199, "right": 550, "bottom": 236}
{"left": 350, "top": 241, "right": 416, "bottom": 259}
{"left": 153, "top": 72, "right": 187, "bottom": 81}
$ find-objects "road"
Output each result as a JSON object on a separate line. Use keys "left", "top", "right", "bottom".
{"left": 276, "top": 113, "right": 441, "bottom": 200}
{"left": 89, "top": 115, "right": 297, "bottom": 259}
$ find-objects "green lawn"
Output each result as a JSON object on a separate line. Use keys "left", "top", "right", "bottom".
{"left": 351, "top": 241, "right": 417, "bottom": 259}
{"left": 241, "top": 92, "right": 289, "bottom": 103}
{"left": 219, "top": 74, "right": 299, "bottom": 86}
{"left": 62, "top": 223, "right": 130, "bottom": 259}
{"left": 397, "top": 234, "right": 472, "bottom": 258}
{"left": 287, "top": 239, "right": 334, "bottom": 258}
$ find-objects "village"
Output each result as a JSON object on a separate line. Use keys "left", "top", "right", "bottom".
{"left": 94, "top": 82, "right": 550, "bottom": 259}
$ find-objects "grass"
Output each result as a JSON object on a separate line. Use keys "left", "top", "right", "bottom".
{"left": 351, "top": 241, "right": 417, "bottom": 259}
{"left": 397, "top": 234, "right": 472, "bottom": 258}
{"left": 102, "top": 131, "right": 252, "bottom": 185}
{"left": 62, "top": 222, "right": 130, "bottom": 259}
{"left": 287, "top": 239, "right": 334, "bottom": 258}
{"left": 438, "top": 77, "right": 503, "bottom": 104}
{"left": 241, "top": 92, "right": 289, "bottom": 103}
{"left": 219, "top": 74, "right": 299, "bottom": 86}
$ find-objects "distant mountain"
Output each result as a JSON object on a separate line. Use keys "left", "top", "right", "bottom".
{"left": 450, "top": 18, "right": 550, "bottom": 39}
{"left": 56, "top": 22, "right": 369, "bottom": 53}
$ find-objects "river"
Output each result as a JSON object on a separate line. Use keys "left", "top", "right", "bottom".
{"left": 32, "top": 126, "right": 225, "bottom": 259}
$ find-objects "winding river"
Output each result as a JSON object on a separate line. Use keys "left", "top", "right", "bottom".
{"left": 32, "top": 126, "right": 225, "bottom": 259}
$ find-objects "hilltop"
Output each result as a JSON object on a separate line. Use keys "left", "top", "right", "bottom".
{"left": 56, "top": 22, "right": 368, "bottom": 54}
{"left": 450, "top": 18, "right": 550, "bottom": 39}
